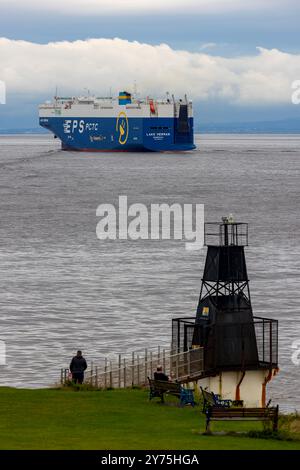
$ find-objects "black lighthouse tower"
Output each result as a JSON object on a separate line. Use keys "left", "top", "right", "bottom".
{"left": 193, "top": 217, "right": 261, "bottom": 372}
{"left": 172, "top": 216, "right": 278, "bottom": 395}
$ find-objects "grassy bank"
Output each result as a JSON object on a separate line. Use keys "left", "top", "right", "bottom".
{"left": 0, "top": 387, "right": 299, "bottom": 450}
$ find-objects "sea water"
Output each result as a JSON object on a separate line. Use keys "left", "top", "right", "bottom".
{"left": 0, "top": 133, "right": 299, "bottom": 412}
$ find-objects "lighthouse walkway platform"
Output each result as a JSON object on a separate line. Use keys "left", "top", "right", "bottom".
{"left": 60, "top": 346, "right": 204, "bottom": 389}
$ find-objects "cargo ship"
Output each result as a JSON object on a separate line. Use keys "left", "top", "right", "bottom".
{"left": 39, "top": 91, "right": 196, "bottom": 152}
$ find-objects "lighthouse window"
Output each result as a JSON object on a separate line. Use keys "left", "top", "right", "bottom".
{"left": 202, "top": 307, "right": 209, "bottom": 317}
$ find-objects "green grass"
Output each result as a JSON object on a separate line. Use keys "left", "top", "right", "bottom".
{"left": 0, "top": 387, "right": 299, "bottom": 450}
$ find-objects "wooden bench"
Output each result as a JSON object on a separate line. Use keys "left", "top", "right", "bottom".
{"left": 148, "top": 377, "right": 195, "bottom": 407}
{"left": 205, "top": 405, "right": 279, "bottom": 433}
{"left": 200, "top": 387, "right": 279, "bottom": 433}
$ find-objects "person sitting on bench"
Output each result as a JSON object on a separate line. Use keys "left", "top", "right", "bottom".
{"left": 154, "top": 365, "right": 169, "bottom": 381}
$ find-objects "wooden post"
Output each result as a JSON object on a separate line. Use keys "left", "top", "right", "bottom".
{"left": 158, "top": 345, "right": 161, "bottom": 363}
{"left": 131, "top": 352, "right": 135, "bottom": 386}
{"left": 270, "top": 320, "right": 273, "bottom": 365}
{"left": 150, "top": 351, "right": 153, "bottom": 378}
{"left": 109, "top": 360, "right": 113, "bottom": 388}
{"left": 137, "top": 355, "right": 140, "bottom": 385}
{"left": 163, "top": 349, "right": 166, "bottom": 374}
{"left": 104, "top": 358, "right": 107, "bottom": 388}
{"left": 187, "top": 350, "right": 191, "bottom": 378}
{"left": 144, "top": 348, "right": 148, "bottom": 383}
{"left": 123, "top": 358, "right": 126, "bottom": 388}
{"left": 60, "top": 369, "right": 63, "bottom": 386}
{"left": 90, "top": 361, "right": 93, "bottom": 386}
{"left": 118, "top": 354, "right": 121, "bottom": 388}
{"left": 274, "top": 405, "right": 279, "bottom": 432}
{"left": 95, "top": 366, "right": 98, "bottom": 388}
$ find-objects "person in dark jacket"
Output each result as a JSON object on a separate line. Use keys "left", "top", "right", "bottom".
{"left": 69, "top": 350, "right": 87, "bottom": 384}
{"left": 154, "top": 365, "right": 169, "bottom": 381}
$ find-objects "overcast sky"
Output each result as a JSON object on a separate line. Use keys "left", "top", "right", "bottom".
{"left": 1, "top": 0, "right": 299, "bottom": 15}
{"left": 0, "top": 0, "right": 299, "bottom": 127}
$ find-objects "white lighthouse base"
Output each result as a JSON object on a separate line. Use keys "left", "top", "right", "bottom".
{"left": 197, "top": 369, "right": 277, "bottom": 407}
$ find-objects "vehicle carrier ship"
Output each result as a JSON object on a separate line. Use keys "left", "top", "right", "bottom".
{"left": 39, "top": 91, "right": 195, "bottom": 152}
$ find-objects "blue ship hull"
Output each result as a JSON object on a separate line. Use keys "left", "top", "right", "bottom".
{"left": 39, "top": 116, "right": 196, "bottom": 152}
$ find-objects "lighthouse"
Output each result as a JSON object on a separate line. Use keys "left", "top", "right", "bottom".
{"left": 172, "top": 216, "right": 278, "bottom": 407}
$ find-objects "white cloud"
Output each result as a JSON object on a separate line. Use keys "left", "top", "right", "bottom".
{"left": 0, "top": 37, "right": 299, "bottom": 105}
{"left": 0, "top": 0, "right": 297, "bottom": 15}
{"left": 199, "top": 43, "right": 218, "bottom": 51}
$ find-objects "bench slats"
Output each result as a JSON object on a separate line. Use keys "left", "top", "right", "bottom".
{"left": 148, "top": 379, "right": 181, "bottom": 394}
{"left": 206, "top": 405, "right": 279, "bottom": 432}
{"left": 210, "top": 417, "right": 271, "bottom": 421}
{"left": 211, "top": 408, "right": 277, "bottom": 416}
